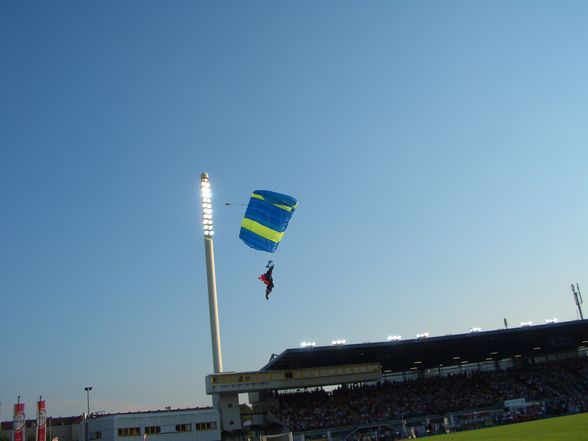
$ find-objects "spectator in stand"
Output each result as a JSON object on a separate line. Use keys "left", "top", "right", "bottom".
{"left": 272, "top": 356, "right": 588, "bottom": 433}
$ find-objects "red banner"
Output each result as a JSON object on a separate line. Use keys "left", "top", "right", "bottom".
{"left": 13, "top": 403, "right": 25, "bottom": 441}
{"left": 37, "top": 401, "right": 47, "bottom": 441}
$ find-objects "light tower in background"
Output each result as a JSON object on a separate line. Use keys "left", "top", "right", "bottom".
{"left": 200, "top": 172, "right": 223, "bottom": 373}
{"left": 571, "top": 283, "right": 584, "bottom": 320}
{"left": 84, "top": 387, "right": 92, "bottom": 416}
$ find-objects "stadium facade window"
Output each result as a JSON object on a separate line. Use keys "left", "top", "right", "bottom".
{"left": 195, "top": 422, "right": 217, "bottom": 431}
{"left": 118, "top": 428, "right": 141, "bottom": 437}
{"left": 91, "top": 432, "right": 102, "bottom": 440}
{"left": 175, "top": 424, "right": 192, "bottom": 432}
{"left": 144, "top": 426, "right": 161, "bottom": 435}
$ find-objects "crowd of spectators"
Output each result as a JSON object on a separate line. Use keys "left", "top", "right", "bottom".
{"left": 272, "top": 357, "right": 588, "bottom": 432}
{"left": 273, "top": 388, "right": 354, "bottom": 432}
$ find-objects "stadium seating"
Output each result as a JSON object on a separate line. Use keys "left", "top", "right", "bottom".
{"left": 272, "top": 357, "right": 588, "bottom": 433}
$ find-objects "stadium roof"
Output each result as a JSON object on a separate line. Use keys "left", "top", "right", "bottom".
{"left": 263, "top": 320, "right": 588, "bottom": 373}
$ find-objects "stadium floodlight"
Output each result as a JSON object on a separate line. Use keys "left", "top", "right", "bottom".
{"left": 545, "top": 318, "right": 558, "bottom": 324}
{"left": 201, "top": 175, "right": 214, "bottom": 236}
{"left": 200, "top": 172, "right": 222, "bottom": 374}
{"left": 416, "top": 332, "right": 429, "bottom": 339}
{"left": 300, "top": 341, "right": 316, "bottom": 348}
{"left": 520, "top": 321, "right": 533, "bottom": 327}
{"left": 468, "top": 327, "right": 482, "bottom": 333}
{"left": 331, "top": 339, "right": 346, "bottom": 345}
{"left": 387, "top": 335, "right": 402, "bottom": 341}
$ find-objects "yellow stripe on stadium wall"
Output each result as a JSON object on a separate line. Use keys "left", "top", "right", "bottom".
{"left": 241, "top": 218, "right": 284, "bottom": 243}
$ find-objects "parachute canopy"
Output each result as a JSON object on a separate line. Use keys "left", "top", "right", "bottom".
{"left": 239, "top": 190, "right": 298, "bottom": 253}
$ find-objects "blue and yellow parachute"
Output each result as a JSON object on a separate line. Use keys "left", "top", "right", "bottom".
{"left": 239, "top": 190, "right": 298, "bottom": 253}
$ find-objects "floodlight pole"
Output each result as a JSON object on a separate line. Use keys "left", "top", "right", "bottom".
{"left": 200, "top": 172, "right": 223, "bottom": 373}
{"left": 571, "top": 283, "right": 584, "bottom": 321}
{"left": 84, "top": 387, "right": 92, "bottom": 416}
{"left": 204, "top": 236, "right": 223, "bottom": 373}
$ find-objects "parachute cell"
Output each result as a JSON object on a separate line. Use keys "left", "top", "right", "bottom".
{"left": 239, "top": 190, "right": 298, "bottom": 253}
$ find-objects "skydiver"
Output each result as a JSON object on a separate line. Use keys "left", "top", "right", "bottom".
{"left": 259, "top": 261, "right": 275, "bottom": 299}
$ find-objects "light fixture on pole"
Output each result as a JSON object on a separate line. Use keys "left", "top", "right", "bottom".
{"left": 83, "top": 387, "right": 92, "bottom": 441}
{"left": 571, "top": 283, "right": 584, "bottom": 320}
{"left": 200, "top": 172, "right": 223, "bottom": 373}
{"left": 84, "top": 387, "right": 92, "bottom": 416}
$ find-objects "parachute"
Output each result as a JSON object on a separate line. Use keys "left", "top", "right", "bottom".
{"left": 239, "top": 190, "right": 298, "bottom": 253}
{"left": 239, "top": 190, "right": 297, "bottom": 300}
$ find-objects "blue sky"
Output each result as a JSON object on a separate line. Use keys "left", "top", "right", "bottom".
{"left": 1, "top": 0, "right": 588, "bottom": 418}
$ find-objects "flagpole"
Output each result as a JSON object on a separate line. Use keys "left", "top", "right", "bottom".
{"left": 200, "top": 172, "right": 223, "bottom": 373}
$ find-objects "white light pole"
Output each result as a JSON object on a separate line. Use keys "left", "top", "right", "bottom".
{"left": 200, "top": 172, "right": 223, "bottom": 373}
{"left": 84, "top": 387, "right": 92, "bottom": 416}
{"left": 83, "top": 387, "right": 92, "bottom": 441}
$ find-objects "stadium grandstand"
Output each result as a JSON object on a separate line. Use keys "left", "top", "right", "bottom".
{"left": 2, "top": 320, "right": 587, "bottom": 441}
{"left": 208, "top": 319, "right": 588, "bottom": 440}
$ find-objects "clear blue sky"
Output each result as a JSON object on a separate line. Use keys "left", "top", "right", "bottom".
{"left": 1, "top": 0, "right": 588, "bottom": 418}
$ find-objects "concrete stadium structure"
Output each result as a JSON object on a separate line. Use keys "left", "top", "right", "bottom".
{"left": 2, "top": 320, "right": 587, "bottom": 441}
{"left": 210, "top": 319, "right": 588, "bottom": 438}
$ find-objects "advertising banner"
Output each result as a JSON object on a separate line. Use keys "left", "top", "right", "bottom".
{"left": 37, "top": 400, "right": 47, "bottom": 441}
{"left": 13, "top": 403, "right": 25, "bottom": 441}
